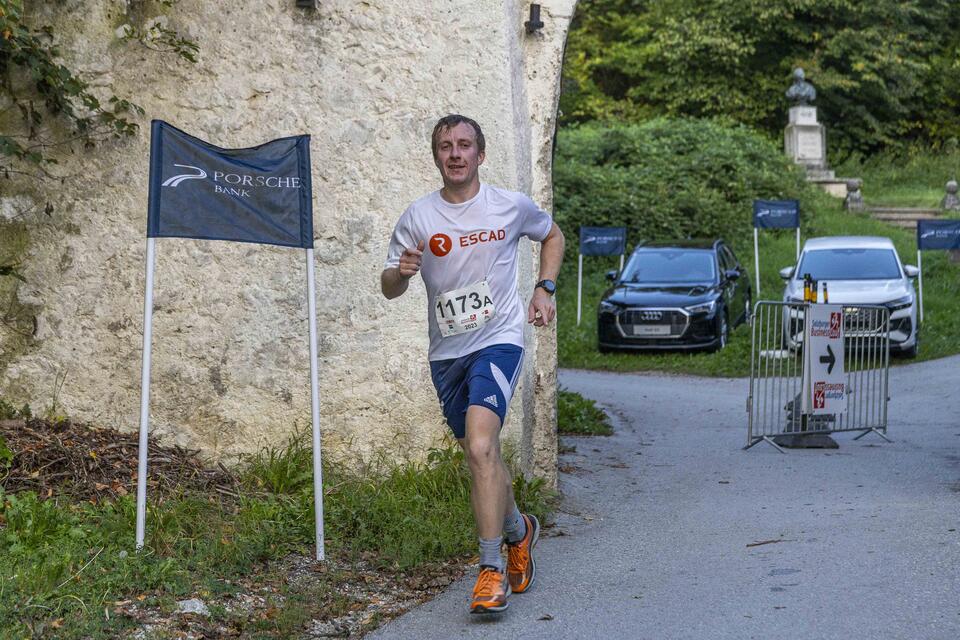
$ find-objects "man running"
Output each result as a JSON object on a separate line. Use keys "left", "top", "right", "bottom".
{"left": 381, "top": 114, "right": 565, "bottom": 613}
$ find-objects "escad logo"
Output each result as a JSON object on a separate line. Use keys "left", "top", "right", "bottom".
{"left": 430, "top": 233, "right": 452, "bottom": 257}
{"left": 161, "top": 164, "right": 207, "bottom": 187}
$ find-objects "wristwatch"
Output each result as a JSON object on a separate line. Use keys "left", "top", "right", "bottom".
{"left": 535, "top": 279, "right": 556, "bottom": 295}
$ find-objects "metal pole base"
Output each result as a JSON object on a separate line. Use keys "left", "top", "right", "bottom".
{"left": 853, "top": 428, "right": 893, "bottom": 443}
{"left": 744, "top": 436, "right": 787, "bottom": 454}
{"left": 772, "top": 433, "right": 839, "bottom": 449}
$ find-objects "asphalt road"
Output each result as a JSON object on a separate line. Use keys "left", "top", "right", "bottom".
{"left": 368, "top": 356, "right": 960, "bottom": 640}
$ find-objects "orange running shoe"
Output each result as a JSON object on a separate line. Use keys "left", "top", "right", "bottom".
{"left": 506, "top": 513, "right": 540, "bottom": 593}
{"left": 470, "top": 567, "right": 511, "bottom": 614}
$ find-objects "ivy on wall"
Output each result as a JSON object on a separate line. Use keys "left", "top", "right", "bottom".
{"left": 0, "top": 0, "right": 197, "bottom": 177}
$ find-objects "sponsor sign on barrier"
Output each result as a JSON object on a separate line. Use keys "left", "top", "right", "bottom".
{"left": 803, "top": 304, "right": 846, "bottom": 415}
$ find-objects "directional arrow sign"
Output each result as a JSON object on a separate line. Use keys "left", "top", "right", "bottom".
{"left": 819, "top": 344, "right": 836, "bottom": 375}
{"left": 803, "top": 304, "right": 846, "bottom": 415}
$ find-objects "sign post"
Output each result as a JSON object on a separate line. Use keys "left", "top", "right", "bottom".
{"left": 752, "top": 200, "right": 800, "bottom": 298}
{"left": 916, "top": 219, "right": 960, "bottom": 324}
{"left": 577, "top": 226, "right": 627, "bottom": 326}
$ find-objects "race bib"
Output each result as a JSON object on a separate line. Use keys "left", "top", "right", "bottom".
{"left": 434, "top": 280, "right": 496, "bottom": 337}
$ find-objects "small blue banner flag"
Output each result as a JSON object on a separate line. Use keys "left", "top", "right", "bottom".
{"left": 917, "top": 219, "right": 960, "bottom": 251}
{"left": 752, "top": 200, "right": 799, "bottom": 229}
{"left": 147, "top": 120, "right": 313, "bottom": 248}
{"left": 580, "top": 226, "right": 627, "bottom": 256}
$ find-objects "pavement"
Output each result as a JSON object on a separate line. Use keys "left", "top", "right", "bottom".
{"left": 368, "top": 356, "right": 960, "bottom": 640}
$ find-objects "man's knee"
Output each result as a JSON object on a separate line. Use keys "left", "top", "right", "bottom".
{"left": 465, "top": 435, "right": 499, "bottom": 467}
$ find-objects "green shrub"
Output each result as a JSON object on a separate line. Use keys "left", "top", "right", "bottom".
{"left": 557, "top": 388, "right": 613, "bottom": 436}
{"left": 553, "top": 119, "right": 816, "bottom": 249}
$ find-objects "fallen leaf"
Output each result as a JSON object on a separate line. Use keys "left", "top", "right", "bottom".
{"left": 538, "top": 614, "right": 554, "bottom": 621}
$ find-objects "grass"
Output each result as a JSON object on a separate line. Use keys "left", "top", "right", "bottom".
{"left": 558, "top": 188, "right": 960, "bottom": 376}
{"left": 0, "top": 432, "right": 554, "bottom": 639}
{"left": 557, "top": 388, "right": 613, "bottom": 436}
{"left": 835, "top": 148, "right": 960, "bottom": 207}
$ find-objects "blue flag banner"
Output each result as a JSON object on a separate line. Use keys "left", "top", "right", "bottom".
{"left": 917, "top": 219, "right": 960, "bottom": 251}
{"left": 147, "top": 120, "right": 313, "bottom": 248}
{"left": 580, "top": 226, "right": 627, "bottom": 256}
{"left": 753, "top": 200, "right": 799, "bottom": 229}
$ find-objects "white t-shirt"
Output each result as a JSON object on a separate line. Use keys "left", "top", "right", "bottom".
{"left": 384, "top": 183, "right": 553, "bottom": 361}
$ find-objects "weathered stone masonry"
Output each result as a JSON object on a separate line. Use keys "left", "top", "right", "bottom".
{"left": 0, "top": 0, "right": 577, "bottom": 485}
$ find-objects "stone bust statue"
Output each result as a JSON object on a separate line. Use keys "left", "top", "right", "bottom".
{"left": 786, "top": 67, "right": 816, "bottom": 106}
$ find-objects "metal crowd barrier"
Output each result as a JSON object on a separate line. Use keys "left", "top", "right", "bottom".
{"left": 746, "top": 301, "right": 891, "bottom": 452}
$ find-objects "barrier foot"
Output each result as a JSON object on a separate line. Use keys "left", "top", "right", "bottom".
{"left": 772, "top": 433, "right": 839, "bottom": 449}
{"left": 744, "top": 436, "right": 787, "bottom": 454}
{"left": 853, "top": 428, "right": 892, "bottom": 443}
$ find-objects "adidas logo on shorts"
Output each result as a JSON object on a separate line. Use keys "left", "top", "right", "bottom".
{"left": 484, "top": 395, "right": 499, "bottom": 408}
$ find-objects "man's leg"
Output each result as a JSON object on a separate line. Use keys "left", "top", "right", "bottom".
{"left": 462, "top": 405, "right": 514, "bottom": 540}
{"left": 458, "top": 404, "right": 515, "bottom": 613}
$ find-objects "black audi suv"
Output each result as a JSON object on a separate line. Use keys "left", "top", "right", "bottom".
{"left": 597, "top": 239, "right": 752, "bottom": 352}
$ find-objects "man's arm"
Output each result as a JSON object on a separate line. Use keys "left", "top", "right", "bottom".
{"left": 381, "top": 239, "right": 425, "bottom": 299}
{"left": 528, "top": 222, "right": 565, "bottom": 327}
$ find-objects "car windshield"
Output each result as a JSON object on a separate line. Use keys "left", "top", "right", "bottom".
{"left": 795, "top": 248, "right": 902, "bottom": 280}
{"left": 622, "top": 249, "right": 717, "bottom": 284}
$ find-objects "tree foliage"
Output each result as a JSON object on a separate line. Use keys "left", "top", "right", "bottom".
{"left": 0, "top": 0, "right": 196, "bottom": 177}
{"left": 561, "top": 0, "right": 960, "bottom": 159}
{"left": 552, "top": 119, "right": 815, "bottom": 248}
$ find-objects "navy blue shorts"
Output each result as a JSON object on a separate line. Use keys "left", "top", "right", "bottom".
{"left": 429, "top": 344, "right": 525, "bottom": 439}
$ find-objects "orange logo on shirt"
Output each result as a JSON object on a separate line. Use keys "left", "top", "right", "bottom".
{"left": 430, "top": 233, "right": 452, "bottom": 257}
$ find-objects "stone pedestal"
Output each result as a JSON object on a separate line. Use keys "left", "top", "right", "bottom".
{"left": 941, "top": 180, "right": 960, "bottom": 211}
{"left": 784, "top": 106, "right": 833, "bottom": 178}
{"left": 844, "top": 179, "right": 865, "bottom": 211}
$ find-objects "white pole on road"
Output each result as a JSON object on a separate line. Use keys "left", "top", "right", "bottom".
{"left": 135, "top": 238, "right": 156, "bottom": 551}
{"left": 306, "top": 248, "right": 325, "bottom": 561}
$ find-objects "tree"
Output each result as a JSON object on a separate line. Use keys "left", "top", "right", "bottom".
{"left": 561, "top": 0, "right": 960, "bottom": 158}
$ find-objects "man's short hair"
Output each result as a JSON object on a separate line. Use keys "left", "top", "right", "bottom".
{"left": 431, "top": 114, "right": 485, "bottom": 161}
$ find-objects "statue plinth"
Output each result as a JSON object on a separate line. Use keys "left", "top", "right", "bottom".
{"left": 784, "top": 106, "right": 833, "bottom": 179}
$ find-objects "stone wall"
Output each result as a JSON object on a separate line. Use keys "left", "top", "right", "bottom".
{"left": 0, "top": 0, "right": 576, "bottom": 483}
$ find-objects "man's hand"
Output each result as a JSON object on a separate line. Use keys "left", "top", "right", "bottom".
{"left": 382, "top": 240, "right": 425, "bottom": 299}
{"left": 527, "top": 287, "right": 556, "bottom": 327}
{"left": 399, "top": 240, "right": 425, "bottom": 278}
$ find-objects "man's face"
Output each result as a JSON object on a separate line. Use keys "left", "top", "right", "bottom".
{"left": 434, "top": 122, "right": 485, "bottom": 189}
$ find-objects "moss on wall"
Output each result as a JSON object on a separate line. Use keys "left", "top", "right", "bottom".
{"left": 0, "top": 221, "right": 37, "bottom": 382}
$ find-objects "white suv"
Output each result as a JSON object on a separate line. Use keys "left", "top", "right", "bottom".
{"left": 779, "top": 236, "right": 919, "bottom": 357}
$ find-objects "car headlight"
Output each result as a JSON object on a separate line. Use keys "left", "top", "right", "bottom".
{"left": 685, "top": 300, "right": 716, "bottom": 314}
{"left": 884, "top": 295, "right": 913, "bottom": 312}
{"left": 598, "top": 300, "right": 619, "bottom": 313}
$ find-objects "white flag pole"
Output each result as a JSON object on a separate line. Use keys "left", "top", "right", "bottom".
{"left": 796, "top": 227, "right": 801, "bottom": 260}
{"left": 918, "top": 249, "right": 924, "bottom": 324}
{"left": 577, "top": 253, "right": 583, "bottom": 326}
{"left": 305, "top": 248, "right": 325, "bottom": 561}
{"left": 753, "top": 228, "right": 761, "bottom": 299}
{"left": 619, "top": 252, "right": 624, "bottom": 273}
{"left": 135, "top": 238, "right": 157, "bottom": 551}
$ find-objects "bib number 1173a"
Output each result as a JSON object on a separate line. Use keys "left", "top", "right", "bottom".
{"left": 435, "top": 280, "right": 496, "bottom": 337}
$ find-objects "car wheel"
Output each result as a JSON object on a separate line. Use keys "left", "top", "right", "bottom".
{"left": 710, "top": 309, "right": 729, "bottom": 353}
{"left": 744, "top": 294, "right": 753, "bottom": 327}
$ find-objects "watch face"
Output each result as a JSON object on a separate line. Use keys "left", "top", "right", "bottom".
{"left": 538, "top": 279, "right": 556, "bottom": 295}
